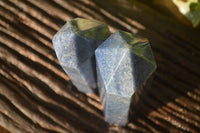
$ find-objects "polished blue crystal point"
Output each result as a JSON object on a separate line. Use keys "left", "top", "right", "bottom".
{"left": 52, "top": 18, "right": 110, "bottom": 93}
{"left": 95, "top": 30, "right": 156, "bottom": 125}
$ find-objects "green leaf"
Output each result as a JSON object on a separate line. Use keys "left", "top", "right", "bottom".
{"left": 186, "top": 0, "right": 200, "bottom": 27}
{"left": 173, "top": 0, "right": 200, "bottom": 27}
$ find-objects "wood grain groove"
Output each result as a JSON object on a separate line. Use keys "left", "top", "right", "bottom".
{"left": 0, "top": 27, "right": 69, "bottom": 81}
{"left": 0, "top": 61, "right": 108, "bottom": 133}
{"left": 0, "top": 76, "right": 68, "bottom": 133}
{"left": 145, "top": 93, "right": 200, "bottom": 132}
{"left": 0, "top": 92, "right": 52, "bottom": 133}
{"left": 8, "top": 0, "right": 60, "bottom": 31}
{"left": 152, "top": 83, "right": 200, "bottom": 123}
{"left": 0, "top": 112, "right": 30, "bottom": 133}
{"left": 0, "top": 0, "right": 54, "bottom": 39}
{"left": 0, "top": 62, "right": 108, "bottom": 133}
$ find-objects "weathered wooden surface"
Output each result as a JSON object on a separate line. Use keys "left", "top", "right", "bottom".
{"left": 0, "top": 0, "right": 200, "bottom": 132}
{"left": 0, "top": 125, "right": 10, "bottom": 133}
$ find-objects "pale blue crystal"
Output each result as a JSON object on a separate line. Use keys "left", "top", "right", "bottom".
{"left": 95, "top": 30, "right": 156, "bottom": 125}
{"left": 52, "top": 18, "right": 110, "bottom": 93}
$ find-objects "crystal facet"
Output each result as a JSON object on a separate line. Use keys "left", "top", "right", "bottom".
{"left": 53, "top": 18, "right": 110, "bottom": 93}
{"left": 95, "top": 30, "right": 157, "bottom": 125}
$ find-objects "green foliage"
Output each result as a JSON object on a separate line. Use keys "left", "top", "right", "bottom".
{"left": 173, "top": 0, "right": 200, "bottom": 27}
{"left": 186, "top": 0, "right": 200, "bottom": 27}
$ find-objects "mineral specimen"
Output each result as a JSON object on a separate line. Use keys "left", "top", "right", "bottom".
{"left": 95, "top": 30, "right": 157, "bottom": 126}
{"left": 53, "top": 18, "right": 110, "bottom": 93}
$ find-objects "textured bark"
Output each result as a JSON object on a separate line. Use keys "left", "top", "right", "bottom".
{"left": 0, "top": 0, "right": 200, "bottom": 133}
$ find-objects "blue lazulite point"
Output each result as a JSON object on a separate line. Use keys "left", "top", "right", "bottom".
{"left": 52, "top": 18, "right": 110, "bottom": 93}
{"left": 95, "top": 30, "right": 156, "bottom": 125}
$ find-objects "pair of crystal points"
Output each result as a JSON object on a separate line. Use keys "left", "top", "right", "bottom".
{"left": 53, "top": 18, "right": 156, "bottom": 126}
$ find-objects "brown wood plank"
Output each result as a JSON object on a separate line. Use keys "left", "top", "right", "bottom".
{"left": 0, "top": 0, "right": 199, "bottom": 132}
